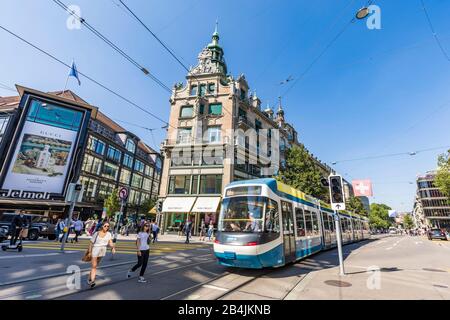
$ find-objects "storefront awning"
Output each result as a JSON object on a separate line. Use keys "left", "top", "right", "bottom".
{"left": 192, "top": 197, "right": 221, "bottom": 213}
{"left": 162, "top": 197, "right": 196, "bottom": 213}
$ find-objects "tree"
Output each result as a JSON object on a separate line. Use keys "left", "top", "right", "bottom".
{"left": 141, "top": 197, "right": 157, "bottom": 218}
{"left": 346, "top": 196, "right": 368, "bottom": 216}
{"left": 403, "top": 214, "right": 414, "bottom": 230}
{"left": 369, "top": 203, "right": 393, "bottom": 229}
{"left": 435, "top": 150, "right": 450, "bottom": 201}
{"left": 104, "top": 188, "right": 120, "bottom": 218}
{"left": 276, "top": 145, "right": 328, "bottom": 201}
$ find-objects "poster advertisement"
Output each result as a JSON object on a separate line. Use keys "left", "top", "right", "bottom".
{"left": 2, "top": 120, "right": 77, "bottom": 194}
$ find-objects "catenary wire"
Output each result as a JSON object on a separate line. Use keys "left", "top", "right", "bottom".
{"left": 52, "top": 0, "right": 172, "bottom": 93}
{"left": 0, "top": 24, "right": 174, "bottom": 129}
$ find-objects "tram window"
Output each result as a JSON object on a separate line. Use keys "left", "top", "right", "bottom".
{"left": 304, "top": 210, "right": 313, "bottom": 236}
{"left": 328, "top": 215, "right": 335, "bottom": 232}
{"left": 311, "top": 212, "right": 320, "bottom": 236}
{"left": 264, "top": 199, "right": 280, "bottom": 233}
{"left": 321, "top": 212, "right": 329, "bottom": 232}
{"left": 281, "top": 201, "right": 294, "bottom": 233}
{"left": 295, "top": 208, "right": 306, "bottom": 237}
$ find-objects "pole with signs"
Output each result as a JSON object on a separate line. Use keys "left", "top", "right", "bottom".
{"left": 61, "top": 182, "right": 83, "bottom": 252}
{"left": 114, "top": 187, "right": 128, "bottom": 243}
{"left": 329, "top": 174, "right": 346, "bottom": 276}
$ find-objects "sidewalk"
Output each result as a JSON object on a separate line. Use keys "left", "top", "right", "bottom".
{"left": 284, "top": 235, "right": 450, "bottom": 300}
{"left": 79, "top": 233, "right": 214, "bottom": 244}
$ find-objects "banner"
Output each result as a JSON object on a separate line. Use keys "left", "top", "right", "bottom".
{"left": 352, "top": 179, "right": 373, "bottom": 197}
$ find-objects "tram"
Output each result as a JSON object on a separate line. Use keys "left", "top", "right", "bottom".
{"left": 213, "top": 178, "right": 370, "bottom": 269}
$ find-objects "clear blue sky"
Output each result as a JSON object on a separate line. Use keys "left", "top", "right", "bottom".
{"left": 1, "top": 0, "right": 449, "bottom": 212}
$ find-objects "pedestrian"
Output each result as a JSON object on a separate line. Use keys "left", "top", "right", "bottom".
{"left": 58, "top": 219, "right": 66, "bottom": 242}
{"left": 10, "top": 211, "right": 26, "bottom": 246}
{"left": 207, "top": 221, "right": 214, "bottom": 241}
{"left": 151, "top": 220, "right": 159, "bottom": 243}
{"left": 178, "top": 221, "right": 184, "bottom": 237}
{"left": 87, "top": 222, "right": 115, "bottom": 288}
{"left": 199, "top": 219, "right": 206, "bottom": 242}
{"left": 55, "top": 218, "right": 62, "bottom": 241}
{"left": 127, "top": 223, "right": 151, "bottom": 283}
{"left": 183, "top": 218, "right": 192, "bottom": 244}
{"left": 72, "top": 218, "right": 84, "bottom": 243}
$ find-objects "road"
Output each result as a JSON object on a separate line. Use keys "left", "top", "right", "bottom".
{"left": 0, "top": 235, "right": 449, "bottom": 300}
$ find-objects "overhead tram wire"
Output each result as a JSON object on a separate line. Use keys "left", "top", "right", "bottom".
{"left": 282, "top": 0, "right": 374, "bottom": 98}
{"left": 111, "top": 1, "right": 240, "bottom": 121}
{"left": 118, "top": 0, "right": 190, "bottom": 73}
{"left": 52, "top": 0, "right": 172, "bottom": 93}
{"left": 0, "top": 24, "right": 174, "bottom": 129}
{"left": 420, "top": 0, "right": 450, "bottom": 62}
{"left": 331, "top": 145, "right": 450, "bottom": 165}
{"left": 0, "top": 82, "right": 16, "bottom": 92}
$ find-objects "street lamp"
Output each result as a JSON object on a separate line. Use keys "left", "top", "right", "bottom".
{"left": 356, "top": 7, "right": 370, "bottom": 20}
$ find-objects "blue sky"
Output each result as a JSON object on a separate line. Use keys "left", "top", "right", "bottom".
{"left": 1, "top": 0, "right": 449, "bottom": 211}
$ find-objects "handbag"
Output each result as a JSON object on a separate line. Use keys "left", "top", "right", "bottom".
{"left": 82, "top": 233, "right": 98, "bottom": 262}
{"left": 20, "top": 228, "right": 29, "bottom": 239}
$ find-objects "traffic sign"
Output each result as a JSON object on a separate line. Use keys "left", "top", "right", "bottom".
{"left": 329, "top": 174, "right": 346, "bottom": 211}
{"left": 118, "top": 187, "right": 129, "bottom": 202}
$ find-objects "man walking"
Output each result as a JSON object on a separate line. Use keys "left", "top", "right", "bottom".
{"left": 151, "top": 220, "right": 159, "bottom": 243}
{"left": 72, "top": 218, "right": 84, "bottom": 243}
{"left": 183, "top": 217, "right": 192, "bottom": 244}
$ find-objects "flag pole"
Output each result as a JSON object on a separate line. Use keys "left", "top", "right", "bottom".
{"left": 63, "top": 74, "right": 70, "bottom": 94}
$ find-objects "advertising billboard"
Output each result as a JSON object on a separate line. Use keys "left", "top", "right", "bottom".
{"left": 0, "top": 88, "right": 95, "bottom": 201}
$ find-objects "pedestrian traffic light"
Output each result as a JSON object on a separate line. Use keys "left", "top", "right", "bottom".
{"left": 329, "top": 175, "right": 346, "bottom": 210}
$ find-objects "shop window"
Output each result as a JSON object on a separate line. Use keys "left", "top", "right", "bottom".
{"left": 168, "top": 175, "right": 191, "bottom": 194}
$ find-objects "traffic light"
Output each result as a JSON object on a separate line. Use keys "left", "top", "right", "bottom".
{"left": 329, "top": 175, "right": 345, "bottom": 206}
{"left": 156, "top": 199, "right": 163, "bottom": 213}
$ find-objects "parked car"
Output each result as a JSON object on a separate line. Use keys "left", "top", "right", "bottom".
{"left": 427, "top": 229, "right": 448, "bottom": 241}
{"left": 0, "top": 213, "right": 57, "bottom": 241}
{"left": 0, "top": 226, "right": 7, "bottom": 242}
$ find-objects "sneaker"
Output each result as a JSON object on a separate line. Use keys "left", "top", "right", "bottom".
{"left": 138, "top": 277, "right": 147, "bottom": 283}
{"left": 87, "top": 278, "right": 96, "bottom": 288}
{"left": 126, "top": 270, "right": 134, "bottom": 279}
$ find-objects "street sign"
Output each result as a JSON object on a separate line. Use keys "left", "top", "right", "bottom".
{"left": 118, "top": 187, "right": 129, "bottom": 202}
{"left": 329, "top": 174, "right": 346, "bottom": 211}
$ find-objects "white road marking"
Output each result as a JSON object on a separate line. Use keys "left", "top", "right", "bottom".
{"left": 0, "top": 252, "right": 77, "bottom": 259}
{"left": 203, "top": 284, "right": 229, "bottom": 292}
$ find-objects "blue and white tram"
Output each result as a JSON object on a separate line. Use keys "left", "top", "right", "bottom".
{"left": 213, "top": 178, "right": 370, "bottom": 269}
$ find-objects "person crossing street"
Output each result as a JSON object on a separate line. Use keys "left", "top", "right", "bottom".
{"left": 127, "top": 223, "right": 151, "bottom": 283}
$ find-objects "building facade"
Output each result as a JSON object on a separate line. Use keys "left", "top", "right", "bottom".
{"left": 0, "top": 90, "right": 162, "bottom": 220}
{"left": 158, "top": 28, "right": 344, "bottom": 235}
{"left": 414, "top": 171, "right": 450, "bottom": 230}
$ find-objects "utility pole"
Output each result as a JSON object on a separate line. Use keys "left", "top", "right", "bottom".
{"left": 61, "top": 182, "right": 83, "bottom": 252}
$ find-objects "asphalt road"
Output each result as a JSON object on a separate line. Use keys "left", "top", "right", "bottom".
{"left": 1, "top": 235, "right": 449, "bottom": 300}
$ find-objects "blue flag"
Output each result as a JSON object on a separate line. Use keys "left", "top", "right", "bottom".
{"left": 68, "top": 60, "right": 81, "bottom": 86}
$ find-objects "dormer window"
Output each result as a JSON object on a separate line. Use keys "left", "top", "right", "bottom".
{"left": 126, "top": 139, "right": 136, "bottom": 153}
{"left": 208, "top": 83, "right": 216, "bottom": 94}
{"left": 190, "top": 85, "right": 198, "bottom": 96}
{"left": 200, "top": 84, "right": 207, "bottom": 97}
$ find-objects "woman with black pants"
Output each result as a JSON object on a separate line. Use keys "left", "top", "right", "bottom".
{"left": 127, "top": 223, "right": 150, "bottom": 283}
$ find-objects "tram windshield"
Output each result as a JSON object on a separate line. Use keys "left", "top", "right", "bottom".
{"left": 218, "top": 196, "right": 278, "bottom": 233}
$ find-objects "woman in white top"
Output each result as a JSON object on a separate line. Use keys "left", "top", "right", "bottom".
{"left": 127, "top": 223, "right": 151, "bottom": 283}
{"left": 88, "top": 222, "right": 115, "bottom": 288}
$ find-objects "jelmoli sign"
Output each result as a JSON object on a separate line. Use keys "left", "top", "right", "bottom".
{"left": 0, "top": 189, "right": 52, "bottom": 200}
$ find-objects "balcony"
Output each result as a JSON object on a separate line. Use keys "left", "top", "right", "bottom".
{"left": 237, "top": 116, "right": 254, "bottom": 129}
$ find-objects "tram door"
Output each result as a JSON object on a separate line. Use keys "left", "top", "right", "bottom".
{"left": 321, "top": 212, "right": 331, "bottom": 247}
{"left": 281, "top": 201, "right": 296, "bottom": 263}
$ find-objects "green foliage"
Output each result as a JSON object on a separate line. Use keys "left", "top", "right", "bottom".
{"left": 346, "top": 196, "right": 368, "bottom": 216}
{"left": 369, "top": 203, "right": 393, "bottom": 229}
{"left": 141, "top": 197, "right": 157, "bottom": 217}
{"left": 402, "top": 214, "right": 414, "bottom": 229}
{"left": 276, "top": 145, "right": 328, "bottom": 201}
{"left": 104, "top": 188, "right": 120, "bottom": 218}
{"left": 435, "top": 150, "right": 450, "bottom": 200}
